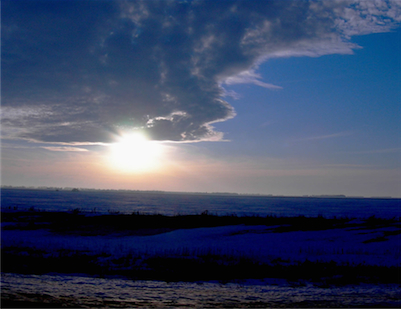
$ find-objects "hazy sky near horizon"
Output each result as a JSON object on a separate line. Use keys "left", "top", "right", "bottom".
{"left": 2, "top": 0, "right": 401, "bottom": 197}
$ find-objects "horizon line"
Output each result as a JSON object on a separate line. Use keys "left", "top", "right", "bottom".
{"left": 1, "top": 185, "right": 397, "bottom": 199}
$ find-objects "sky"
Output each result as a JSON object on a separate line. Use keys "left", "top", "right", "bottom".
{"left": 1, "top": 0, "right": 401, "bottom": 197}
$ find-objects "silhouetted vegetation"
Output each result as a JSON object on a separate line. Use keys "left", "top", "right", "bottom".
{"left": 1, "top": 210, "right": 360, "bottom": 236}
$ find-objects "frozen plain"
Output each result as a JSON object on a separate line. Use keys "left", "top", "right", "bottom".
{"left": 2, "top": 219, "right": 400, "bottom": 266}
{"left": 2, "top": 213, "right": 401, "bottom": 307}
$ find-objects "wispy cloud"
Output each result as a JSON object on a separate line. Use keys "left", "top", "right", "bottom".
{"left": 223, "top": 70, "right": 282, "bottom": 90}
{"left": 41, "top": 147, "right": 89, "bottom": 152}
{"left": 294, "top": 131, "right": 354, "bottom": 142}
{"left": 260, "top": 121, "right": 276, "bottom": 128}
{"left": 221, "top": 89, "right": 242, "bottom": 100}
{"left": 343, "top": 148, "right": 401, "bottom": 154}
{"left": 320, "top": 164, "right": 373, "bottom": 168}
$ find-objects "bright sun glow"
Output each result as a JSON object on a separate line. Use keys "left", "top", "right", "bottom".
{"left": 109, "top": 133, "right": 163, "bottom": 173}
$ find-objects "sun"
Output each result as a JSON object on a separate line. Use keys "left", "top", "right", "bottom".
{"left": 109, "top": 133, "right": 163, "bottom": 173}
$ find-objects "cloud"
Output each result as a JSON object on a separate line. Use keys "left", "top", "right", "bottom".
{"left": 294, "top": 131, "right": 354, "bottom": 142}
{"left": 223, "top": 70, "right": 282, "bottom": 89}
{"left": 343, "top": 147, "right": 401, "bottom": 154}
{"left": 335, "top": 0, "right": 401, "bottom": 37}
{"left": 2, "top": 0, "right": 400, "bottom": 144}
{"left": 221, "top": 89, "right": 242, "bottom": 100}
{"left": 41, "top": 147, "right": 89, "bottom": 152}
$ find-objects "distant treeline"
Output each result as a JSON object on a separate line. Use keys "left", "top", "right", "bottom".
{"left": 1, "top": 185, "right": 394, "bottom": 198}
{"left": 2, "top": 209, "right": 398, "bottom": 236}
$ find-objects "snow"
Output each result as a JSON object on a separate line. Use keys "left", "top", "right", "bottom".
{"left": 2, "top": 215, "right": 400, "bottom": 307}
{"left": 2, "top": 223, "right": 399, "bottom": 266}
{"left": 2, "top": 191, "right": 400, "bottom": 307}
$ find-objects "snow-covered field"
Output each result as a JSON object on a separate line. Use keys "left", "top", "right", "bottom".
{"left": 2, "top": 212, "right": 400, "bottom": 307}
{"left": 2, "top": 220, "right": 400, "bottom": 266}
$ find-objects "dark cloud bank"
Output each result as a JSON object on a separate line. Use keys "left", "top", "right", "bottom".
{"left": 2, "top": 0, "right": 400, "bottom": 144}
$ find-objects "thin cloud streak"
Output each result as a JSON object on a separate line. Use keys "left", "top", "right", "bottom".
{"left": 293, "top": 131, "right": 354, "bottom": 142}
{"left": 41, "top": 147, "right": 89, "bottom": 152}
{"left": 223, "top": 70, "right": 283, "bottom": 90}
{"left": 342, "top": 148, "right": 401, "bottom": 154}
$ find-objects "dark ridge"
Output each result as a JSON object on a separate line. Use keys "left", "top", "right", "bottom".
{"left": 1, "top": 209, "right": 372, "bottom": 236}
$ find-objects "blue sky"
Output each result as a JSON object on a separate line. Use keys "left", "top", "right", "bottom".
{"left": 215, "top": 30, "right": 400, "bottom": 159}
{"left": 2, "top": 0, "right": 400, "bottom": 197}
